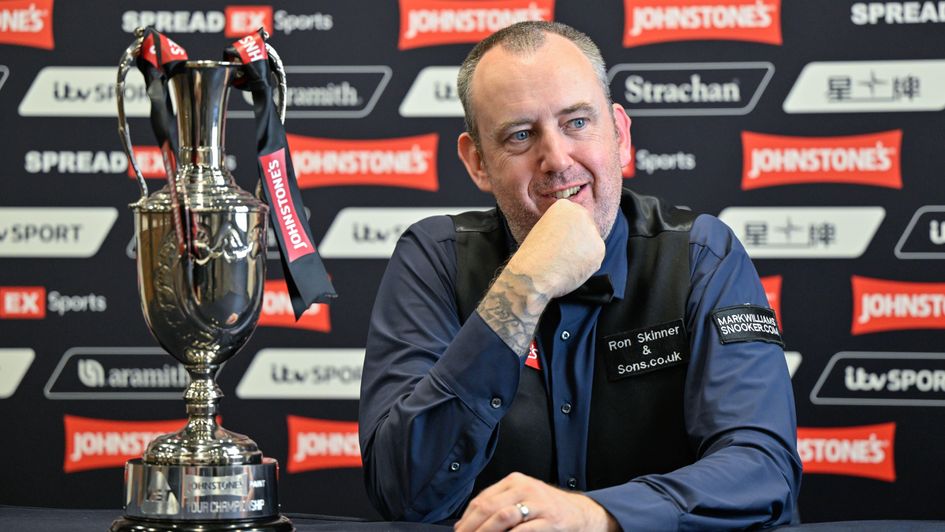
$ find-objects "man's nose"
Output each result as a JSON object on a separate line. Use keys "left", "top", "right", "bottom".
{"left": 538, "top": 131, "right": 573, "bottom": 174}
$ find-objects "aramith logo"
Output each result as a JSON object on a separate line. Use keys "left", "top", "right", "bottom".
{"left": 741, "top": 130, "right": 902, "bottom": 189}
{"left": 623, "top": 0, "right": 782, "bottom": 47}
{"left": 286, "top": 415, "right": 361, "bottom": 473}
{"left": 609, "top": 62, "right": 774, "bottom": 116}
{"left": 811, "top": 352, "right": 945, "bottom": 407}
{"left": 796, "top": 423, "right": 896, "bottom": 482}
{"left": 232, "top": 66, "right": 392, "bottom": 119}
{"left": 397, "top": 0, "right": 553, "bottom": 50}
{"left": 287, "top": 133, "right": 438, "bottom": 191}
{"left": 44, "top": 347, "right": 189, "bottom": 400}
{"left": 319, "top": 207, "right": 488, "bottom": 259}
{"left": 718, "top": 207, "right": 885, "bottom": 258}
{"left": 852, "top": 276, "right": 945, "bottom": 335}
{"left": 895, "top": 206, "right": 945, "bottom": 259}
{"left": 0, "top": 207, "right": 117, "bottom": 258}
{"left": 783, "top": 60, "right": 945, "bottom": 113}
{"left": 0, "top": 0, "right": 54, "bottom": 49}
{"left": 236, "top": 349, "right": 364, "bottom": 399}
{"left": 64, "top": 415, "right": 187, "bottom": 473}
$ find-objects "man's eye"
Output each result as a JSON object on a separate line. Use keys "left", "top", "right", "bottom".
{"left": 570, "top": 118, "right": 587, "bottom": 129}
{"left": 511, "top": 130, "right": 530, "bottom": 142}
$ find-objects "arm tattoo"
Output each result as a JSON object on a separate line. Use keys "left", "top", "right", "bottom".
{"left": 476, "top": 270, "right": 550, "bottom": 356}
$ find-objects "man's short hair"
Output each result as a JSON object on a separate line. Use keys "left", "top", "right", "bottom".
{"left": 457, "top": 21, "right": 611, "bottom": 148}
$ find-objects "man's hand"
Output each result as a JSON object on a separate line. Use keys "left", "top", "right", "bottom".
{"left": 454, "top": 472, "right": 618, "bottom": 532}
{"left": 477, "top": 200, "right": 605, "bottom": 355}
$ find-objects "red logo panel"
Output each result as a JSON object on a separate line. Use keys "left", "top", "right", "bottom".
{"left": 286, "top": 415, "right": 361, "bottom": 473}
{"left": 259, "top": 279, "right": 331, "bottom": 332}
{"left": 0, "top": 286, "right": 46, "bottom": 319}
{"left": 852, "top": 276, "right": 945, "bottom": 335}
{"left": 760, "top": 275, "right": 782, "bottom": 330}
{"left": 797, "top": 423, "right": 896, "bottom": 482}
{"left": 63, "top": 415, "right": 187, "bottom": 473}
{"left": 398, "top": 0, "right": 554, "bottom": 49}
{"left": 623, "top": 0, "right": 781, "bottom": 48}
{"left": 225, "top": 5, "right": 274, "bottom": 38}
{"left": 0, "top": 0, "right": 54, "bottom": 50}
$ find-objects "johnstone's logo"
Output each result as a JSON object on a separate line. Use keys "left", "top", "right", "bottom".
{"left": 0, "top": 0, "right": 54, "bottom": 49}
{"left": 851, "top": 2, "right": 945, "bottom": 24}
{"left": 760, "top": 275, "right": 783, "bottom": 329}
{"left": 232, "top": 66, "right": 392, "bottom": 119}
{"left": 895, "top": 206, "right": 945, "bottom": 259}
{"left": 0, "top": 207, "right": 117, "bottom": 258}
{"left": 718, "top": 207, "right": 885, "bottom": 259}
{"left": 287, "top": 132, "right": 439, "bottom": 191}
{"left": 121, "top": 7, "right": 332, "bottom": 36}
{"left": 63, "top": 415, "right": 187, "bottom": 473}
{"left": 811, "top": 352, "right": 945, "bottom": 407}
{"left": 236, "top": 349, "right": 364, "bottom": 399}
{"left": 286, "top": 415, "right": 361, "bottom": 473}
{"left": 0, "top": 286, "right": 106, "bottom": 319}
{"left": 397, "top": 0, "right": 553, "bottom": 49}
{"left": 783, "top": 60, "right": 945, "bottom": 114}
{"left": 796, "top": 423, "right": 896, "bottom": 482}
{"left": 260, "top": 279, "right": 330, "bottom": 332}
{"left": 622, "top": 0, "right": 782, "bottom": 47}
{"left": 609, "top": 62, "right": 773, "bottom": 116}
{"left": 319, "top": 207, "right": 487, "bottom": 259}
{"left": 741, "top": 130, "right": 902, "bottom": 190}
{"left": 44, "top": 347, "right": 189, "bottom": 400}
{"left": 851, "top": 276, "right": 945, "bottom": 335}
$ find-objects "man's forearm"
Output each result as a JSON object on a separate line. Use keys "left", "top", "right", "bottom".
{"left": 476, "top": 268, "right": 550, "bottom": 356}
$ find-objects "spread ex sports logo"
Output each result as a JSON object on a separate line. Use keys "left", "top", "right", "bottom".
{"left": 797, "top": 423, "right": 896, "bottom": 482}
{"left": 64, "top": 415, "right": 186, "bottom": 472}
{"left": 852, "top": 276, "right": 945, "bottom": 335}
{"left": 0, "top": 0, "right": 53, "bottom": 49}
{"left": 741, "top": 130, "right": 902, "bottom": 190}
{"left": 286, "top": 415, "right": 361, "bottom": 473}
{"left": 287, "top": 133, "right": 438, "bottom": 191}
{"left": 398, "top": 0, "right": 554, "bottom": 49}
{"left": 225, "top": 5, "right": 273, "bottom": 37}
{"left": 0, "top": 286, "right": 45, "bottom": 318}
{"left": 623, "top": 0, "right": 781, "bottom": 48}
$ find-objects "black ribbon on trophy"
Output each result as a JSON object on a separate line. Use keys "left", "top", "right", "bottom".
{"left": 135, "top": 28, "right": 336, "bottom": 319}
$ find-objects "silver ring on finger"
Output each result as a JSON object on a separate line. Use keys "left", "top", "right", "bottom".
{"left": 515, "top": 502, "right": 530, "bottom": 522}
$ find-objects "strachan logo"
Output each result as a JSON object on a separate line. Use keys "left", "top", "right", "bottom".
{"left": 236, "top": 348, "right": 364, "bottom": 399}
{"left": 741, "top": 130, "right": 902, "bottom": 190}
{"left": 286, "top": 415, "right": 361, "bottom": 473}
{"left": 260, "top": 279, "right": 330, "bottom": 332}
{"left": 718, "top": 207, "right": 885, "bottom": 258}
{"left": 0, "top": 0, "right": 54, "bottom": 49}
{"left": 623, "top": 0, "right": 782, "bottom": 48}
{"left": 895, "top": 206, "right": 945, "bottom": 259}
{"left": 783, "top": 60, "right": 945, "bottom": 114}
{"left": 811, "top": 352, "right": 945, "bottom": 407}
{"left": 398, "top": 0, "right": 553, "bottom": 49}
{"left": 44, "top": 347, "right": 189, "bottom": 400}
{"left": 796, "top": 423, "right": 896, "bottom": 482}
{"left": 0, "top": 207, "right": 117, "bottom": 258}
{"left": 64, "top": 415, "right": 187, "bottom": 473}
{"left": 319, "top": 207, "right": 488, "bottom": 259}
{"left": 287, "top": 133, "right": 439, "bottom": 191}
{"left": 851, "top": 276, "right": 945, "bottom": 335}
{"left": 609, "top": 62, "right": 774, "bottom": 116}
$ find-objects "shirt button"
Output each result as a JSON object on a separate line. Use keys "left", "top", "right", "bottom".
{"left": 449, "top": 462, "right": 460, "bottom": 472}
{"left": 560, "top": 402, "right": 572, "bottom": 414}
{"left": 567, "top": 477, "right": 578, "bottom": 489}
{"left": 490, "top": 397, "right": 502, "bottom": 409}
{"left": 560, "top": 330, "right": 571, "bottom": 340}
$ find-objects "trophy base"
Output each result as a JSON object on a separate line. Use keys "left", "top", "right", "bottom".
{"left": 115, "top": 458, "right": 292, "bottom": 531}
{"left": 109, "top": 514, "right": 293, "bottom": 532}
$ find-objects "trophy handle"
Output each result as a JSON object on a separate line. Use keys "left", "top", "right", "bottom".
{"left": 265, "top": 41, "right": 287, "bottom": 124}
{"left": 117, "top": 28, "right": 148, "bottom": 201}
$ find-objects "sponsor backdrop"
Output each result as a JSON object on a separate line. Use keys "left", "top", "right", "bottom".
{"left": 1, "top": 0, "right": 944, "bottom": 523}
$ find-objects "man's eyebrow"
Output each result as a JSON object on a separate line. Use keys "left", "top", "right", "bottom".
{"left": 558, "top": 102, "right": 597, "bottom": 118}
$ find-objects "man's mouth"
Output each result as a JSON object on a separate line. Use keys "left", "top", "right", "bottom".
{"left": 552, "top": 185, "right": 583, "bottom": 199}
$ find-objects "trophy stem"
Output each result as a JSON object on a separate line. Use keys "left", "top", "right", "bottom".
{"left": 184, "top": 364, "right": 223, "bottom": 418}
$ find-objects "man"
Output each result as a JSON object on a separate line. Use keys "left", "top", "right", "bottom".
{"left": 359, "top": 21, "right": 801, "bottom": 531}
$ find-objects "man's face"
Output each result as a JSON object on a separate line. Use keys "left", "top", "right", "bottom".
{"left": 458, "top": 33, "right": 632, "bottom": 243}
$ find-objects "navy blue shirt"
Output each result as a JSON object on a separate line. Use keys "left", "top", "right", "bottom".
{"left": 359, "top": 209, "right": 802, "bottom": 530}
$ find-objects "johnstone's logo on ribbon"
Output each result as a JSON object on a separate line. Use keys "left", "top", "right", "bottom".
{"left": 622, "top": 0, "right": 782, "bottom": 48}
{"left": 796, "top": 423, "right": 896, "bottom": 482}
{"left": 397, "top": 0, "right": 553, "bottom": 49}
{"left": 741, "top": 130, "right": 902, "bottom": 190}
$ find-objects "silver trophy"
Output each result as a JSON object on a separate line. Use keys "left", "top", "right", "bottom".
{"left": 111, "top": 30, "right": 292, "bottom": 531}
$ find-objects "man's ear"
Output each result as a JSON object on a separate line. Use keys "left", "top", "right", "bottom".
{"left": 612, "top": 103, "right": 632, "bottom": 168}
{"left": 458, "top": 132, "right": 492, "bottom": 193}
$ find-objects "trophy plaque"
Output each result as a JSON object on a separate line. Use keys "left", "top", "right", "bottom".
{"left": 110, "top": 28, "right": 293, "bottom": 532}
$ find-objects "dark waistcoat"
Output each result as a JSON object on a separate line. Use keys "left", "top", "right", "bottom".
{"left": 449, "top": 190, "right": 697, "bottom": 494}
